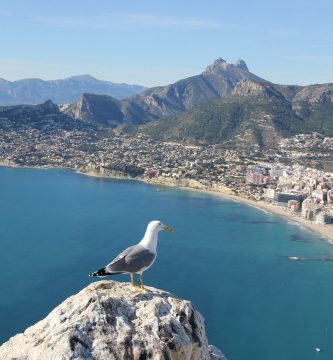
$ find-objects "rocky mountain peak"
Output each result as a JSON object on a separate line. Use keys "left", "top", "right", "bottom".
{"left": 204, "top": 58, "right": 250, "bottom": 75}
{"left": 0, "top": 281, "right": 226, "bottom": 360}
{"left": 235, "top": 59, "right": 249, "bottom": 72}
{"left": 204, "top": 57, "right": 229, "bottom": 73}
{"left": 214, "top": 57, "right": 227, "bottom": 65}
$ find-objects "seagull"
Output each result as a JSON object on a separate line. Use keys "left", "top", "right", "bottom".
{"left": 89, "top": 220, "right": 173, "bottom": 289}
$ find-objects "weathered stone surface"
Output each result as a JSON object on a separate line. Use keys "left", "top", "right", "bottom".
{"left": 209, "top": 345, "right": 228, "bottom": 360}
{"left": 0, "top": 281, "right": 225, "bottom": 360}
{"left": 232, "top": 79, "right": 285, "bottom": 100}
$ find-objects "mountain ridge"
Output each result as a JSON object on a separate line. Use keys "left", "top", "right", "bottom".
{"left": 3, "top": 57, "right": 333, "bottom": 149}
{"left": 63, "top": 58, "right": 270, "bottom": 126}
{"left": 0, "top": 75, "right": 146, "bottom": 105}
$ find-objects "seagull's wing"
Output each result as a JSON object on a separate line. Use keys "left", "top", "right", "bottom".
{"left": 89, "top": 245, "right": 135, "bottom": 277}
{"left": 105, "top": 245, "right": 138, "bottom": 271}
{"left": 89, "top": 245, "right": 155, "bottom": 277}
{"left": 107, "top": 245, "right": 155, "bottom": 273}
{"left": 109, "top": 246, "right": 136, "bottom": 266}
{"left": 124, "top": 245, "right": 156, "bottom": 268}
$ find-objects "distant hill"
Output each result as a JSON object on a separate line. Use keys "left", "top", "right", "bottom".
{"left": 0, "top": 75, "right": 146, "bottom": 105}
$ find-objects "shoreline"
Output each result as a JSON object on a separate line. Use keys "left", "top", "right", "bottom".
{"left": 1, "top": 163, "right": 332, "bottom": 243}
{"left": 188, "top": 188, "right": 333, "bottom": 243}
{"left": 143, "top": 177, "right": 333, "bottom": 243}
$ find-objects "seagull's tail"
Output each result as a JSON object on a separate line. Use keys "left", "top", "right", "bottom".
{"left": 89, "top": 267, "right": 123, "bottom": 278}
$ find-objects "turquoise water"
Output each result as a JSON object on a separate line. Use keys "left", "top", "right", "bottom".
{"left": 1, "top": 167, "right": 333, "bottom": 359}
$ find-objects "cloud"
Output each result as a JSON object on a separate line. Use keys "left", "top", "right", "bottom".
{"left": 34, "top": 13, "right": 234, "bottom": 30}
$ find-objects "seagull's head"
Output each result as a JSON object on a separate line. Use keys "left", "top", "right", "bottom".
{"left": 148, "top": 220, "right": 173, "bottom": 233}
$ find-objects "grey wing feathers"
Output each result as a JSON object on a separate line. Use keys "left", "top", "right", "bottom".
{"left": 109, "top": 246, "right": 136, "bottom": 266}
{"left": 106, "top": 245, "right": 155, "bottom": 274}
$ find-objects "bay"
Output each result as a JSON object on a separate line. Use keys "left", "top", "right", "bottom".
{"left": 1, "top": 167, "right": 333, "bottom": 360}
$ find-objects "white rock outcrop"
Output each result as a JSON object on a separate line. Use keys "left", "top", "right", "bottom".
{"left": 0, "top": 281, "right": 226, "bottom": 360}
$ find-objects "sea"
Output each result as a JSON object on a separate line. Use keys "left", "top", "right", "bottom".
{"left": 1, "top": 167, "right": 333, "bottom": 360}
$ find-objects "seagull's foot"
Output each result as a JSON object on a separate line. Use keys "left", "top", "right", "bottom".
{"left": 131, "top": 286, "right": 144, "bottom": 295}
{"left": 140, "top": 285, "right": 150, "bottom": 292}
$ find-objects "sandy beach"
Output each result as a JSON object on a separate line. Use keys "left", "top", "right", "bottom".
{"left": 143, "top": 176, "right": 333, "bottom": 243}
{"left": 205, "top": 190, "right": 333, "bottom": 243}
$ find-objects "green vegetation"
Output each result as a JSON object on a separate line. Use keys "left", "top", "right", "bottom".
{"left": 140, "top": 95, "right": 306, "bottom": 147}
{"left": 300, "top": 101, "right": 333, "bottom": 136}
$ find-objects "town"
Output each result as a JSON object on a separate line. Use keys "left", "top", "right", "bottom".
{"left": 0, "top": 114, "right": 333, "bottom": 228}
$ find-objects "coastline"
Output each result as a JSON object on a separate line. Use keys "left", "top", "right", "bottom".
{"left": 1, "top": 163, "right": 332, "bottom": 243}
{"left": 192, "top": 189, "right": 333, "bottom": 243}
{"left": 143, "top": 176, "right": 333, "bottom": 243}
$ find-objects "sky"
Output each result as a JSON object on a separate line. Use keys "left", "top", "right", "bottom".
{"left": 0, "top": 0, "right": 332, "bottom": 87}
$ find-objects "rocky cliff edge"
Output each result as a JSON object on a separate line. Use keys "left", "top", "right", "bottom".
{"left": 0, "top": 281, "right": 226, "bottom": 360}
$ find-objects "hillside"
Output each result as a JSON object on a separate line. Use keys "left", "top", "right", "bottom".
{"left": 136, "top": 80, "right": 305, "bottom": 148}
{"left": 0, "top": 100, "right": 95, "bottom": 131}
{"left": 59, "top": 59, "right": 333, "bottom": 149}
{"left": 0, "top": 75, "right": 146, "bottom": 105}
{"left": 8, "top": 58, "right": 331, "bottom": 149}
{"left": 136, "top": 79, "right": 333, "bottom": 148}
{"left": 120, "top": 57, "right": 267, "bottom": 122}
{"left": 61, "top": 93, "right": 124, "bottom": 127}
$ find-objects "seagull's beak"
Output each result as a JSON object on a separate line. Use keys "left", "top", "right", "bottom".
{"left": 164, "top": 226, "right": 173, "bottom": 232}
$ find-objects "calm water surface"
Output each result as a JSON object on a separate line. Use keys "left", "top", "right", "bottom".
{"left": 1, "top": 167, "right": 333, "bottom": 360}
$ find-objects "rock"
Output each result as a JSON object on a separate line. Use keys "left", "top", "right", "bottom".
{"left": 0, "top": 281, "right": 225, "bottom": 360}
{"left": 235, "top": 59, "right": 249, "bottom": 72}
{"left": 232, "top": 79, "right": 285, "bottom": 100}
{"left": 292, "top": 83, "right": 333, "bottom": 103}
{"left": 209, "top": 345, "right": 228, "bottom": 360}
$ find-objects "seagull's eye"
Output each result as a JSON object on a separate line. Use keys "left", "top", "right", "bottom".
{"left": 158, "top": 222, "right": 161, "bottom": 225}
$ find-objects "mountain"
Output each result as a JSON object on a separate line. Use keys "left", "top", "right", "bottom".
{"left": 0, "top": 75, "right": 146, "bottom": 105}
{"left": 136, "top": 79, "right": 306, "bottom": 148}
{"left": 56, "top": 58, "right": 333, "bottom": 148}
{"left": 121, "top": 57, "right": 267, "bottom": 122}
{"left": 136, "top": 79, "right": 333, "bottom": 148}
{"left": 63, "top": 58, "right": 267, "bottom": 126}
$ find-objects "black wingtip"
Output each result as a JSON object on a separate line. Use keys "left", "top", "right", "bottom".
{"left": 89, "top": 268, "right": 108, "bottom": 277}
{"left": 89, "top": 270, "right": 98, "bottom": 277}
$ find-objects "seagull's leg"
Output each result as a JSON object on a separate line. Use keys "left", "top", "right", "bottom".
{"left": 130, "top": 273, "right": 139, "bottom": 287}
{"left": 139, "top": 274, "right": 146, "bottom": 290}
{"left": 130, "top": 273, "right": 135, "bottom": 287}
